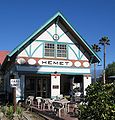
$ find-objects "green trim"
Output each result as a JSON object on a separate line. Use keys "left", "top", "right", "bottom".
{"left": 76, "top": 43, "right": 80, "bottom": 60}
{"left": 68, "top": 45, "right": 80, "bottom": 60}
{"left": 66, "top": 44, "right": 69, "bottom": 59}
{"left": 30, "top": 44, "right": 32, "bottom": 56}
{"left": 35, "top": 71, "right": 90, "bottom": 75}
{"left": 54, "top": 43, "right": 56, "bottom": 58}
{"left": 78, "top": 49, "right": 80, "bottom": 59}
{"left": 24, "top": 43, "right": 43, "bottom": 57}
{"left": 31, "top": 43, "right": 43, "bottom": 56}
{"left": 46, "top": 30, "right": 53, "bottom": 39}
{"left": 38, "top": 65, "right": 90, "bottom": 69}
{"left": 79, "top": 51, "right": 86, "bottom": 60}
{"left": 25, "top": 49, "right": 30, "bottom": 57}
{"left": 55, "top": 24, "right": 57, "bottom": 34}
{"left": 35, "top": 40, "right": 74, "bottom": 45}
{"left": 59, "top": 33, "right": 65, "bottom": 38}
{"left": 43, "top": 43, "right": 45, "bottom": 58}
{"left": 79, "top": 53, "right": 84, "bottom": 60}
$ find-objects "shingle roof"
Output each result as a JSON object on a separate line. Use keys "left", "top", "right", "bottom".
{"left": 0, "top": 51, "right": 10, "bottom": 65}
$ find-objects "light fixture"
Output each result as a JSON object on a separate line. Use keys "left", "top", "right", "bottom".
{"left": 54, "top": 71, "right": 57, "bottom": 78}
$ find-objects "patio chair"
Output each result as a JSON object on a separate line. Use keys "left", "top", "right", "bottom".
{"left": 44, "top": 98, "right": 52, "bottom": 110}
{"left": 25, "top": 96, "right": 34, "bottom": 111}
{"left": 36, "top": 97, "right": 42, "bottom": 109}
{"left": 52, "top": 101, "right": 64, "bottom": 117}
{"left": 25, "top": 96, "right": 34, "bottom": 106}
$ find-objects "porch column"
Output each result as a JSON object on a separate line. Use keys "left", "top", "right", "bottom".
{"left": 51, "top": 74, "right": 61, "bottom": 98}
{"left": 83, "top": 74, "right": 91, "bottom": 95}
{"left": 16, "top": 74, "right": 25, "bottom": 102}
{"left": 19, "top": 75, "right": 25, "bottom": 100}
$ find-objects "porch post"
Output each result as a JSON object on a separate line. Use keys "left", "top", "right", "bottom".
{"left": 83, "top": 74, "right": 91, "bottom": 95}
{"left": 51, "top": 74, "right": 61, "bottom": 98}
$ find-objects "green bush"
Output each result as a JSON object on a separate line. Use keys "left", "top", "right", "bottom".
{"left": 79, "top": 82, "right": 115, "bottom": 120}
{"left": 1, "top": 106, "right": 7, "bottom": 115}
{"left": 6, "top": 106, "right": 14, "bottom": 120}
{"left": 1, "top": 105, "right": 23, "bottom": 120}
{"left": 16, "top": 106, "right": 23, "bottom": 119}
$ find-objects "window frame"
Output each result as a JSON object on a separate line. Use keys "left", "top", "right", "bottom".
{"left": 56, "top": 44, "right": 67, "bottom": 58}
{"left": 44, "top": 43, "right": 55, "bottom": 58}
{"left": 44, "top": 42, "right": 67, "bottom": 59}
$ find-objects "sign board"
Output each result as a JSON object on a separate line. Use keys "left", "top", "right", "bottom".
{"left": 10, "top": 79, "right": 20, "bottom": 88}
{"left": 38, "top": 59, "right": 73, "bottom": 67}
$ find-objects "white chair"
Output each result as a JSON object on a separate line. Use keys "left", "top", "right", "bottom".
{"left": 26, "top": 96, "right": 34, "bottom": 105}
{"left": 44, "top": 99, "right": 52, "bottom": 110}
{"left": 58, "top": 94, "right": 63, "bottom": 100}
{"left": 36, "top": 97, "right": 42, "bottom": 109}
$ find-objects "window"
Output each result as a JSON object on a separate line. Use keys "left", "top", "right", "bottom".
{"left": 45, "top": 43, "right": 55, "bottom": 57}
{"left": 57, "top": 44, "right": 67, "bottom": 58}
{"left": 44, "top": 43, "right": 67, "bottom": 58}
{"left": 26, "top": 79, "right": 35, "bottom": 91}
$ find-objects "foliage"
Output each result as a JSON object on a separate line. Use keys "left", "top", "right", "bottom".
{"left": 16, "top": 106, "right": 22, "bottom": 115}
{"left": 16, "top": 106, "right": 23, "bottom": 119}
{"left": 79, "top": 82, "right": 115, "bottom": 120}
{"left": 1, "top": 105, "right": 23, "bottom": 120}
{"left": 105, "top": 62, "right": 115, "bottom": 80}
{"left": 1, "top": 106, "right": 6, "bottom": 114}
{"left": 6, "top": 106, "right": 14, "bottom": 120}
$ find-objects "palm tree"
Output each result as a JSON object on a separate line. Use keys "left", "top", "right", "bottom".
{"left": 99, "top": 36, "right": 110, "bottom": 84}
{"left": 92, "top": 44, "right": 101, "bottom": 82}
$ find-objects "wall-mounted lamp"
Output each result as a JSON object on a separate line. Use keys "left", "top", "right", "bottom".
{"left": 54, "top": 71, "right": 57, "bottom": 78}
{"left": 86, "top": 75, "right": 88, "bottom": 79}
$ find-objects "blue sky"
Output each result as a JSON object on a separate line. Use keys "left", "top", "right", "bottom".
{"left": 0, "top": 0, "right": 115, "bottom": 69}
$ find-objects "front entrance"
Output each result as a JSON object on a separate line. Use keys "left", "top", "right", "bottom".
{"left": 24, "top": 74, "right": 83, "bottom": 99}
{"left": 25, "top": 75, "right": 51, "bottom": 98}
{"left": 60, "top": 75, "right": 83, "bottom": 96}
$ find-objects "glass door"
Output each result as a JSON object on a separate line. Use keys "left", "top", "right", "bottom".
{"left": 37, "top": 76, "right": 51, "bottom": 98}
{"left": 25, "top": 75, "right": 51, "bottom": 98}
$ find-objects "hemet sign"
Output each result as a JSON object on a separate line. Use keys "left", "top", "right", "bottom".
{"left": 38, "top": 59, "right": 73, "bottom": 67}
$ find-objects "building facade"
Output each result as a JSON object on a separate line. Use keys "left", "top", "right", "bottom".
{"left": 1, "top": 12, "right": 100, "bottom": 102}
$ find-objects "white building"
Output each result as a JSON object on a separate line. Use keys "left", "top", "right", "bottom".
{"left": 1, "top": 12, "right": 101, "bottom": 102}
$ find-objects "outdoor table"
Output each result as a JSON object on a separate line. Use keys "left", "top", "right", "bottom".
{"left": 67, "top": 101, "right": 76, "bottom": 113}
{"left": 52, "top": 99, "right": 70, "bottom": 117}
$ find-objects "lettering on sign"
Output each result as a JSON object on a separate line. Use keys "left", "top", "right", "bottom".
{"left": 53, "top": 85, "right": 59, "bottom": 89}
{"left": 38, "top": 59, "right": 73, "bottom": 67}
{"left": 17, "top": 57, "right": 90, "bottom": 68}
{"left": 10, "top": 79, "right": 20, "bottom": 87}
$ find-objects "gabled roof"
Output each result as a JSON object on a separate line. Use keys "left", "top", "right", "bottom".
{"left": 8, "top": 12, "right": 101, "bottom": 63}
{"left": 0, "top": 51, "right": 10, "bottom": 65}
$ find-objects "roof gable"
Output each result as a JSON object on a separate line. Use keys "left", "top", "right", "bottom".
{"left": 8, "top": 12, "right": 101, "bottom": 63}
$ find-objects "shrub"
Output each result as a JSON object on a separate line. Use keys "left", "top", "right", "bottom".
{"left": 6, "top": 106, "right": 14, "bottom": 120}
{"left": 1, "top": 105, "right": 23, "bottom": 120}
{"left": 79, "top": 82, "right": 115, "bottom": 120}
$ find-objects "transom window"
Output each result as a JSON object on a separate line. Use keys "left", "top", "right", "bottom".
{"left": 44, "top": 43, "right": 67, "bottom": 58}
